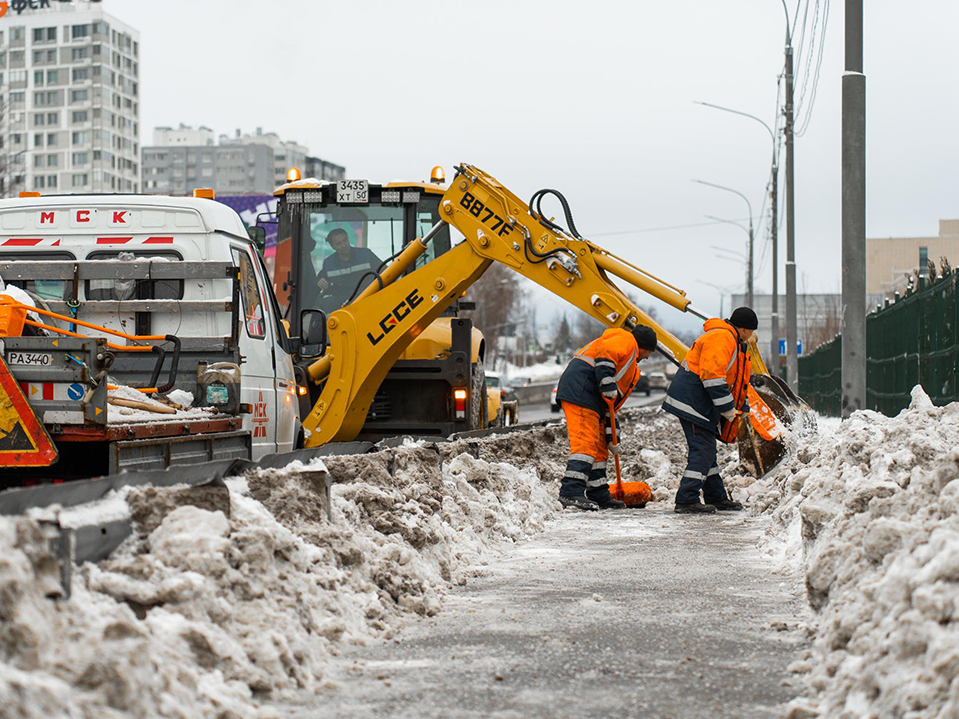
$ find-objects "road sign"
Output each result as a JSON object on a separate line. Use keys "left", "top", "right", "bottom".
{"left": 0, "top": 356, "right": 58, "bottom": 467}
{"left": 778, "top": 338, "right": 804, "bottom": 356}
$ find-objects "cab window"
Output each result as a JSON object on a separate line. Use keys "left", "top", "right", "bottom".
{"left": 0, "top": 251, "right": 76, "bottom": 301}
{"left": 85, "top": 251, "right": 183, "bottom": 301}
{"left": 232, "top": 248, "right": 266, "bottom": 339}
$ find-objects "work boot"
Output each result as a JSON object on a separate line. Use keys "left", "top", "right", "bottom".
{"left": 594, "top": 497, "right": 627, "bottom": 510}
{"left": 710, "top": 498, "right": 744, "bottom": 511}
{"left": 674, "top": 502, "right": 717, "bottom": 514}
{"left": 559, "top": 495, "right": 600, "bottom": 511}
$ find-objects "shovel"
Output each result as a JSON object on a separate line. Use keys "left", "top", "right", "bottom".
{"left": 605, "top": 398, "right": 652, "bottom": 507}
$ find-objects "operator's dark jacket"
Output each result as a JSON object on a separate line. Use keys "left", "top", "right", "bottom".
{"left": 662, "top": 318, "right": 750, "bottom": 434}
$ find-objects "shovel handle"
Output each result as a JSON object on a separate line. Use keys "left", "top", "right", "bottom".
{"left": 605, "top": 397, "right": 623, "bottom": 492}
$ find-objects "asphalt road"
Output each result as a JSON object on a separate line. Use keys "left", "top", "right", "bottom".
{"left": 289, "top": 508, "right": 808, "bottom": 719}
{"left": 519, "top": 390, "right": 665, "bottom": 424}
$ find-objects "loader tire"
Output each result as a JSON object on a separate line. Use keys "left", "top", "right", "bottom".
{"left": 470, "top": 363, "right": 487, "bottom": 430}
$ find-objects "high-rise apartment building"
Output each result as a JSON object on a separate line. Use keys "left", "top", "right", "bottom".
{"left": 0, "top": 0, "right": 140, "bottom": 195}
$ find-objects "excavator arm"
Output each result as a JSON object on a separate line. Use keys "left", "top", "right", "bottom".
{"left": 302, "top": 163, "right": 797, "bottom": 462}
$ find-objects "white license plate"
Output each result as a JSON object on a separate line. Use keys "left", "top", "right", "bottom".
{"left": 336, "top": 180, "right": 369, "bottom": 204}
{"left": 6, "top": 352, "right": 53, "bottom": 367}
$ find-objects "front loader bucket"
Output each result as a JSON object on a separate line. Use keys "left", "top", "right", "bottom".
{"left": 737, "top": 374, "right": 817, "bottom": 477}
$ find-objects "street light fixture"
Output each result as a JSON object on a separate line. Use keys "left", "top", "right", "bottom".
{"left": 691, "top": 179, "right": 754, "bottom": 306}
{"left": 695, "top": 99, "right": 780, "bottom": 368}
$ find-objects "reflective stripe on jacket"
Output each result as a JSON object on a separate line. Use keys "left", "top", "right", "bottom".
{"left": 662, "top": 318, "right": 750, "bottom": 432}
{"left": 556, "top": 327, "right": 641, "bottom": 414}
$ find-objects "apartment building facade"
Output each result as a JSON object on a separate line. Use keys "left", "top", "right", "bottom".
{"left": 0, "top": 0, "right": 140, "bottom": 195}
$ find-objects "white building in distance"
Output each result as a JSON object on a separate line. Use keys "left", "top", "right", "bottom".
{"left": 0, "top": 0, "right": 140, "bottom": 195}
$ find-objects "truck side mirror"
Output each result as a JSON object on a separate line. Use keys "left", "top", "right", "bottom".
{"left": 247, "top": 226, "right": 266, "bottom": 253}
{"left": 300, "top": 309, "right": 327, "bottom": 357}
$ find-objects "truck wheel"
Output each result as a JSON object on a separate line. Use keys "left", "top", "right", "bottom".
{"left": 470, "top": 363, "right": 487, "bottom": 429}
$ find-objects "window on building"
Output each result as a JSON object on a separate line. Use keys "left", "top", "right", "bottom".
{"left": 48, "top": 175, "right": 57, "bottom": 189}
{"left": 71, "top": 110, "right": 87, "bottom": 123}
{"left": 34, "top": 155, "right": 44, "bottom": 167}
{"left": 10, "top": 134, "right": 21, "bottom": 145}
{"left": 33, "top": 70, "right": 43, "bottom": 86}
{"left": 71, "top": 152, "right": 88, "bottom": 165}
{"left": 71, "top": 67, "right": 88, "bottom": 82}
{"left": 10, "top": 28, "right": 23, "bottom": 41}
{"left": 9, "top": 69, "right": 25, "bottom": 84}
{"left": 71, "top": 47, "right": 87, "bottom": 61}
{"left": 33, "top": 133, "right": 42, "bottom": 147}
{"left": 71, "top": 173, "right": 88, "bottom": 187}
{"left": 46, "top": 154, "right": 58, "bottom": 167}
{"left": 70, "top": 89, "right": 87, "bottom": 103}
{"left": 46, "top": 69, "right": 57, "bottom": 84}
{"left": 92, "top": 43, "right": 101, "bottom": 57}
{"left": 10, "top": 50, "right": 24, "bottom": 66}
{"left": 46, "top": 133, "right": 57, "bottom": 146}
{"left": 8, "top": 91, "right": 23, "bottom": 103}
{"left": 33, "top": 176, "right": 44, "bottom": 189}
{"left": 71, "top": 131, "right": 88, "bottom": 144}
{"left": 71, "top": 25, "right": 89, "bottom": 40}
{"left": 47, "top": 112, "right": 58, "bottom": 125}
{"left": 32, "top": 29, "right": 43, "bottom": 43}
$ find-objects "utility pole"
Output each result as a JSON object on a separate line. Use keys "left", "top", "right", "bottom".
{"left": 783, "top": 7, "right": 799, "bottom": 393}
{"left": 841, "top": 0, "right": 866, "bottom": 416}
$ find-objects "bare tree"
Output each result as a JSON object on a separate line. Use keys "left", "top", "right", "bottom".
{"left": 461, "top": 263, "right": 522, "bottom": 363}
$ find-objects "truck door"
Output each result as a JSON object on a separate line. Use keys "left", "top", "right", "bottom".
{"left": 231, "top": 245, "right": 280, "bottom": 459}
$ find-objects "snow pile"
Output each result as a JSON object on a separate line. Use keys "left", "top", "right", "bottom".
{"left": 0, "top": 444, "right": 556, "bottom": 717}
{"left": 745, "top": 387, "right": 959, "bottom": 717}
{"left": 501, "top": 359, "right": 566, "bottom": 383}
{"left": 107, "top": 382, "right": 217, "bottom": 424}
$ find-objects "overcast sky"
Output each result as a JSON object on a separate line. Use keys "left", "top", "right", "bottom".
{"left": 110, "top": 0, "right": 959, "bottom": 335}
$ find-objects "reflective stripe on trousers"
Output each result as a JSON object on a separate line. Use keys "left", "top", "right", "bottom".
{"left": 560, "top": 401, "right": 612, "bottom": 500}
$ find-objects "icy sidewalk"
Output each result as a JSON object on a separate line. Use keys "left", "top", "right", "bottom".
{"left": 288, "top": 508, "right": 808, "bottom": 719}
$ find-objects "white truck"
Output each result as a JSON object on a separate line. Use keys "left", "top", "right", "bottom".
{"left": 0, "top": 191, "right": 300, "bottom": 483}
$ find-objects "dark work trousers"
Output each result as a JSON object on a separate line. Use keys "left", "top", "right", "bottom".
{"left": 675, "top": 418, "right": 730, "bottom": 505}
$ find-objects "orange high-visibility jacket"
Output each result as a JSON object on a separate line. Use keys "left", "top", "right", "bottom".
{"left": 662, "top": 318, "right": 750, "bottom": 432}
{"left": 555, "top": 327, "right": 642, "bottom": 414}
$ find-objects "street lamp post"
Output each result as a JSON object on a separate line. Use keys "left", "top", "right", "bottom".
{"left": 706, "top": 216, "right": 752, "bottom": 302}
{"left": 694, "top": 101, "right": 780, "bottom": 367}
{"left": 692, "top": 179, "right": 754, "bottom": 306}
{"left": 780, "top": 0, "right": 799, "bottom": 392}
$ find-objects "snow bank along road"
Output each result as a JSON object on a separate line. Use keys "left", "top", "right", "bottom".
{"left": 2, "top": 388, "right": 959, "bottom": 718}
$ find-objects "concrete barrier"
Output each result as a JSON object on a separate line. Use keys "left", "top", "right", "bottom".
{"left": 512, "top": 381, "right": 557, "bottom": 405}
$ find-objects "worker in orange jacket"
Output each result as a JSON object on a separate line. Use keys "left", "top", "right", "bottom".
{"left": 662, "top": 306, "right": 756, "bottom": 513}
{"left": 555, "top": 325, "right": 658, "bottom": 510}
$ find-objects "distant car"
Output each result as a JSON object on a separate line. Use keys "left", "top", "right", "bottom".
{"left": 551, "top": 380, "right": 560, "bottom": 412}
{"left": 636, "top": 374, "right": 651, "bottom": 396}
{"left": 486, "top": 371, "right": 519, "bottom": 426}
{"left": 511, "top": 376, "right": 532, "bottom": 387}
{"left": 647, "top": 371, "right": 668, "bottom": 391}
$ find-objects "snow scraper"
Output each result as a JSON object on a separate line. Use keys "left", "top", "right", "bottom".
{"left": 606, "top": 398, "right": 651, "bottom": 507}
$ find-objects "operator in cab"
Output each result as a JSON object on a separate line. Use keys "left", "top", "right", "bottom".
{"left": 308, "top": 228, "right": 383, "bottom": 311}
{"left": 662, "top": 306, "right": 757, "bottom": 514}
{"left": 555, "top": 325, "right": 658, "bottom": 511}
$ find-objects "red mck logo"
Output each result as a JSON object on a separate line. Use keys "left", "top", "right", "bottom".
{"left": 0, "top": 4, "right": 8, "bottom": 19}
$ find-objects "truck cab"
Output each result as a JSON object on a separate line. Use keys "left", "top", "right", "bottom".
{"left": 0, "top": 192, "right": 299, "bottom": 480}
{"left": 269, "top": 168, "right": 491, "bottom": 440}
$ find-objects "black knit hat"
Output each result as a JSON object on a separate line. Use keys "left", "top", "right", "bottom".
{"left": 728, "top": 307, "right": 759, "bottom": 330}
{"left": 631, "top": 325, "right": 658, "bottom": 351}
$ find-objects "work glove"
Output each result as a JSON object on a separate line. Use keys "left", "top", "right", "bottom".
{"left": 721, "top": 409, "right": 737, "bottom": 424}
{"left": 602, "top": 390, "right": 618, "bottom": 403}
{"left": 608, "top": 443, "right": 621, "bottom": 457}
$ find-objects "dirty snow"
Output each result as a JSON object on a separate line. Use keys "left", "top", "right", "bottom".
{"left": 2, "top": 388, "right": 959, "bottom": 716}
{"left": 108, "top": 381, "right": 218, "bottom": 424}
{"left": 0, "top": 438, "right": 559, "bottom": 717}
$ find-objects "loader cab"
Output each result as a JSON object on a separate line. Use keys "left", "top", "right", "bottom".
{"left": 271, "top": 178, "right": 453, "bottom": 342}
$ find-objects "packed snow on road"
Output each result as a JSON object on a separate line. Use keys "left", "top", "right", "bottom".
{"left": 0, "top": 387, "right": 956, "bottom": 717}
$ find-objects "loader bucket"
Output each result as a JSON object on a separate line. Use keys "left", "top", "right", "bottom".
{"left": 737, "top": 373, "right": 817, "bottom": 478}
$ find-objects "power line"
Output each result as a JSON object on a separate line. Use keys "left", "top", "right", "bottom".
{"left": 795, "top": 0, "right": 831, "bottom": 136}
{"left": 588, "top": 217, "right": 758, "bottom": 238}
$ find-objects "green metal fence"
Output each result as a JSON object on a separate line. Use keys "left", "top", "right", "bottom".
{"left": 798, "top": 273, "right": 959, "bottom": 416}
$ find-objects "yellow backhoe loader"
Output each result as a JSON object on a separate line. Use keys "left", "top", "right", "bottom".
{"left": 289, "top": 164, "right": 812, "bottom": 475}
